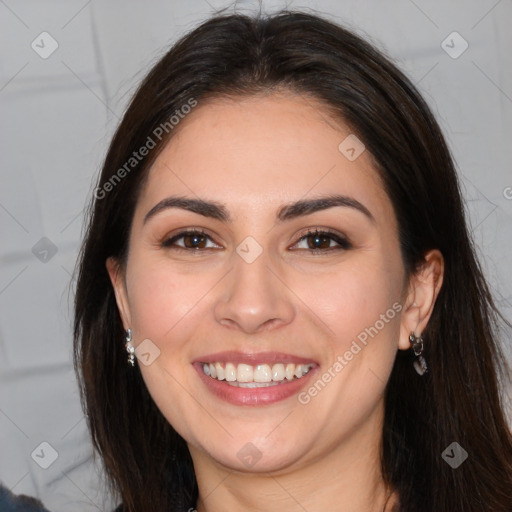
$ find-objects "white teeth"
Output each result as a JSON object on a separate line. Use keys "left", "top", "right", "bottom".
{"left": 295, "top": 364, "right": 307, "bottom": 378}
{"left": 272, "top": 363, "right": 285, "bottom": 381}
{"left": 254, "top": 364, "right": 272, "bottom": 383}
{"left": 215, "top": 362, "right": 225, "bottom": 380}
{"left": 225, "top": 362, "right": 237, "bottom": 382}
{"left": 202, "top": 362, "right": 314, "bottom": 383}
{"left": 228, "top": 381, "right": 280, "bottom": 388}
{"left": 237, "top": 363, "right": 253, "bottom": 382}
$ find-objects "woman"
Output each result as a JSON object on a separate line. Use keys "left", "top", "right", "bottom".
{"left": 73, "top": 10, "right": 512, "bottom": 512}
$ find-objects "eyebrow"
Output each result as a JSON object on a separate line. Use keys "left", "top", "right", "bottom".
{"left": 277, "top": 195, "right": 374, "bottom": 223}
{"left": 143, "top": 194, "right": 374, "bottom": 225}
{"left": 144, "top": 196, "right": 229, "bottom": 224}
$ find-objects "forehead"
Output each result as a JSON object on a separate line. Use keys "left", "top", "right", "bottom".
{"left": 136, "top": 93, "right": 394, "bottom": 224}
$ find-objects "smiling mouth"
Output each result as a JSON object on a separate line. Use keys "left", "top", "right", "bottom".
{"left": 201, "top": 362, "right": 314, "bottom": 387}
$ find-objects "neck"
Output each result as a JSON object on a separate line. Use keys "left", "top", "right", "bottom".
{"left": 190, "top": 403, "right": 398, "bottom": 512}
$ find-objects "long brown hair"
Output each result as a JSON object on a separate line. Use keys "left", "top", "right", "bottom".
{"left": 73, "top": 11, "right": 512, "bottom": 511}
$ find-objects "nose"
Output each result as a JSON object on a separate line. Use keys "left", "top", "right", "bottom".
{"left": 213, "top": 248, "right": 296, "bottom": 334}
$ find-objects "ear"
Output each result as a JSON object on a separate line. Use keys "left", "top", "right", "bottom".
{"left": 106, "top": 257, "right": 132, "bottom": 329}
{"left": 398, "top": 249, "right": 444, "bottom": 350}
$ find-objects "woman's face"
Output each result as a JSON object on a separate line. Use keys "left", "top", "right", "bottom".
{"left": 109, "top": 93, "right": 414, "bottom": 473}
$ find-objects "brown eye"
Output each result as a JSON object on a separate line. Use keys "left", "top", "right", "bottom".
{"left": 306, "top": 232, "right": 332, "bottom": 249}
{"left": 162, "top": 230, "right": 221, "bottom": 250}
{"left": 292, "top": 229, "right": 352, "bottom": 252}
{"left": 182, "top": 233, "right": 207, "bottom": 249}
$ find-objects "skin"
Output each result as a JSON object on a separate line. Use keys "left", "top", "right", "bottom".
{"left": 108, "top": 92, "right": 444, "bottom": 512}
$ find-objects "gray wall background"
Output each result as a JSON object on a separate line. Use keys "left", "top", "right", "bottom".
{"left": 1, "top": 1, "right": 511, "bottom": 510}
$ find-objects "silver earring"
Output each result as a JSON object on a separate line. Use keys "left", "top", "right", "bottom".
{"left": 410, "top": 332, "right": 428, "bottom": 376}
{"left": 125, "top": 328, "right": 135, "bottom": 366}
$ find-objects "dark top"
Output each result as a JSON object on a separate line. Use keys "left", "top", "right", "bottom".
{"left": 0, "top": 484, "right": 50, "bottom": 512}
{"left": 0, "top": 484, "right": 124, "bottom": 512}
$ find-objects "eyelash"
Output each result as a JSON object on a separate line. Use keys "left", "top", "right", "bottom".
{"left": 161, "top": 228, "right": 352, "bottom": 253}
{"left": 293, "top": 229, "right": 352, "bottom": 252}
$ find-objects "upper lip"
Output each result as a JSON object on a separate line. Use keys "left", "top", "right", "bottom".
{"left": 194, "top": 351, "right": 318, "bottom": 366}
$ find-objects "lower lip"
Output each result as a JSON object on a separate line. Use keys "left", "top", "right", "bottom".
{"left": 194, "top": 363, "right": 317, "bottom": 406}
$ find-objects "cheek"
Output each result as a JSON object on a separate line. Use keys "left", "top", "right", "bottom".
{"left": 302, "top": 266, "right": 402, "bottom": 412}
{"left": 300, "top": 256, "right": 404, "bottom": 402}
{"left": 125, "top": 259, "right": 208, "bottom": 341}
{"left": 300, "top": 261, "right": 402, "bottom": 342}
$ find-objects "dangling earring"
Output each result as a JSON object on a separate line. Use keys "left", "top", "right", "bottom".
{"left": 410, "top": 332, "right": 428, "bottom": 375}
{"left": 125, "top": 328, "right": 135, "bottom": 366}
